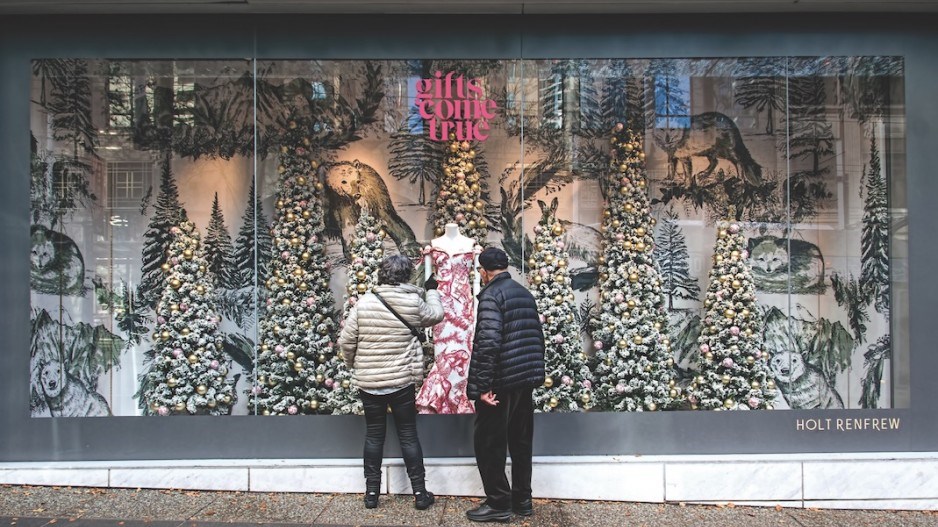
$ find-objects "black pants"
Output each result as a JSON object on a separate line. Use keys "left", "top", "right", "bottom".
{"left": 473, "top": 387, "right": 534, "bottom": 510}
{"left": 360, "top": 384, "right": 426, "bottom": 492}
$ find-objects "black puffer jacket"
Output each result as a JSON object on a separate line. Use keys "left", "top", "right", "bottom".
{"left": 467, "top": 272, "right": 546, "bottom": 399}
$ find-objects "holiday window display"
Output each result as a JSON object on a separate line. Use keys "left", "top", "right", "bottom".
{"left": 589, "top": 123, "right": 677, "bottom": 412}
{"left": 528, "top": 198, "right": 594, "bottom": 412}
{"left": 416, "top": 223, "right": 478, "bottom": 414}
{"left": 688, "top": 210, "right": 776, "bottom": 410}
{"left": 143, "top": 220, "right": 236, "bottom": 415}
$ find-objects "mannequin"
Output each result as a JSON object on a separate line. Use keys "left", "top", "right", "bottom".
{"left": 416, "top": 223, "right": 479, "bottom": 414}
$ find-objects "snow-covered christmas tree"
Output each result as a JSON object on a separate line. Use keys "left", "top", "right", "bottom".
{"left": 528, "top": 198, "right": 593, "bottom": 412}
{"left": 144, "top": 220, "right": 235, "bottom": 415}
{"left": 688, "top": 209, "right": 775, "bottom": 410}
{"left": 253, "top": 138, "right": 339, "bottom": 415}
{"left": 139, "top": 153, "right": 188, "bottom": 309}
{"left": 590, "top": 123, "right": 677, "bottom": 412}
{"left": 204, "top": 192, "right": 236, "bottom": 290}
{"left": 431, "top": 136, "right": 487, "bottom": 245}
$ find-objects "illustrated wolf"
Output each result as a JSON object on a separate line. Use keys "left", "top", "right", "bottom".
{"left": 747, "top": 235, "right": 825, "bottom": 294}
{"left": 769, "top": 350, "right": 844, "bottom": 410}
{"left": 657, "top": 112, "right": 762, "bottom": 187}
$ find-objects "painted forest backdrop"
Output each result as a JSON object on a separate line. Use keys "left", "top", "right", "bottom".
{"left": 28, "top": 57, "right": 905, "bottom": 416}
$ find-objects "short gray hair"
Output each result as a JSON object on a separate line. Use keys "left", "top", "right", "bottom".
{"left": 377, "top": 254, "right": 413, "bottom": 285}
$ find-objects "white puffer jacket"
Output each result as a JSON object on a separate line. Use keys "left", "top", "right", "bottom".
{"left": 338, "top": 284, "right": 444, "bottom": 391}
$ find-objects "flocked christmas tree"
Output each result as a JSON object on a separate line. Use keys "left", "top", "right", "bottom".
{"left": 204, "top": 192, "right": 236, "bottom": 290}
{"left": 252, "top": 134, "right": 341, "bottom": 415}
{"left": 431, "top": 136, "right": 488, "bottom": 245}
{"left": 590, "top": 123, "right": 677, "bottom": 411}
{"left": 528, "top": 198, "right": 593, "bottom": 412}
{"left": 139, "top": 153, "right": 188, "bottom": 309}
{"left": 143, "top": 220, "right": 235, "bottom": 415}
{"left": 688, "top": 208, "right": 776, "bottom": 410}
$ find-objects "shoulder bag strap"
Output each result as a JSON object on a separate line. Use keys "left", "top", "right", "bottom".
{"left": 372, "top": 292, "right": 426, "bottom": 343}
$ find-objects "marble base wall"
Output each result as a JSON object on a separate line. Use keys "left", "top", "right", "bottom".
{"left": 2, "top": 454, "right": 937, "bottom": 510}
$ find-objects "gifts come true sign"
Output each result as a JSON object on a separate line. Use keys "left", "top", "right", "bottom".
{"left": 417, "top": 71, "right": 497, "bottom": 142}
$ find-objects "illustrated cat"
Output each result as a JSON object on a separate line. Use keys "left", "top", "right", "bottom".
{"left": 768, "top": 350, "right": 844, "bottom": 410}
{"left": 30, "top": 224, "right": 86, "bottom": 296}
{"left": 40, "top": 360, "right": 111, "bottom": 417}
{"left": 747, "top": 235, "right": 825, "bottom": 294}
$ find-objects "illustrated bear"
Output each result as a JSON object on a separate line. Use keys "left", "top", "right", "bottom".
{"left": 30, "top": 224, "right": 86, "bottom": 296}
{"left": 323, "top": 160, "right": 420, "bottom": 258}
{"left": 768, "top": 350, "right": 844, "bottom": 410}
{"left": 40, "top": 360, "right": 112, "bottom": 417}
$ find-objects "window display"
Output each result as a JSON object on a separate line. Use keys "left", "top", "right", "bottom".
{"left": 28, "top": 56, "right": 906, "bottom": 416}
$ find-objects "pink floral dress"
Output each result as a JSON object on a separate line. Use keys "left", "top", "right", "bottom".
{"left": 416, "top": 247, "right": 476, "bottom": 414}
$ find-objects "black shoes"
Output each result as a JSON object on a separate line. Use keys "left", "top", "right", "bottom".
{"left": 466, "top": 503, "right": 512, "bottom": 523}
{"left": 363, "top": 490, "right": 379, "bottom": 509}
{"left": 512, "top": 498, "right": 533, "bottom": 516}
{"left": 414, "top": 490, "right": 435, "bottom": 510}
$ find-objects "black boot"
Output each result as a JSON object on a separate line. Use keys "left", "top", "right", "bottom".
{"left": 411, "top": 479, "right": 435, "bottom": 510}
{"left": 363, "top": 482, "right": 380, "bottom": 509}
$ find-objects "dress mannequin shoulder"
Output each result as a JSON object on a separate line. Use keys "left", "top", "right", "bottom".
{"left": 431, "top": 223, "right": 475, "bottom": 255}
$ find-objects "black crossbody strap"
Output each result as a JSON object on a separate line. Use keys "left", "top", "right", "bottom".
{"left": 372, "top": 292, "right": 425, "bottom": 343}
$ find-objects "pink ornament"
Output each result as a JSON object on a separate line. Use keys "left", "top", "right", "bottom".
{"left": 616, "top": 233, "right": 625, "bottom": 241}
{"left": 210, "top": 360, "right": 220, "bottom": 370}
{"left": 540, "top": 268, "right": 550, "bottom": 276}
{"left": 582, "top": 380, "right": 592, "bottom": 389}
{"left": 539, "top": 314, "right": 546, "bottom": 323}
{"left": 593, "top": 341, "right": 603, "bottom": 350}
{"left": 170, "top": 227, "right": 181, "bottom": 235}
{"left": 614, "top": 293, "right": 624, "bottom": 303}
{"left": 172, "top": 348, "right": 183, "bottom": 358}
{"left": 729, "top": 224, "right": 740, "bottom": 233}
{"left": 615, "top": 122, "right": 624, "bottom": 132}
{"left": 456, "top": 172, "right": 466, "bottom": 180}
{"left": 306, "top": 297, "right": 315, "bottom": 306}
{"left": 296, "top": 147, "right": 306, "bottom": 156}
{"left": 730, "top": 326, "right": 740, "bottom": 336}
{"left": 275, "top": 344, "right": 285, "bottom": 354}
{"left": 534, "top": 225, "right": 543, "bottom": 234}
{"left": 699, "top": 343, "right": 710, "bottom": 354}
{"left": 741, "top": 250, "right": 749, "bottom": 259}
{"left": 158, "top": 406, "right": 169, "bottom": 416}
{"left": 748, "top": 397, "right": 759, "bottom": 408}
{"left": 615, "top": 383, "right": 626, "bottom": 394}
{"left": 688, "top": 395, "right": 698, "bottom": 404}
{"left": 561, "top": 375, "right": 573, "bottom": 386}
{"left": 722, "top": 358, "right": 734, "bottom": 368}
{"left": 754, "top": 350, "right": 762, "bottom": 359}
{"left": 455, "top": 213, "right": 465, "bottom": 222}
{"left": 252, "top": 386, "right": 262, "bottom": 395}
{"left": 715, "top": 292, "right": 723, "bottom": 300}
{"left": 552, "top": 334, "right": 565, "bottom": 344}
{"left": 354, "top": 258, "right": 365, "bottom": 265}
{"left": 555, "top": 241, "right": 565, "bottom": 250}
{"left": 288, "top": 405, "right": 298, "bottom": 415}
{"left": 327, "top": 341, "right": 334, "bottom": 348}
{"left": 366, "top": 233, "right": 376, "bottom": 242}
{"left": 299, "top": 200, "right": 308, "bottom": 208}
{"left": 179, "top": 303, "right": 189, "bottom": 312}
{"left": 325, "top": 378, "right": 335, "bottom": 388}
{"left": 171, "top": 257, "right": 179, "bottom": 265}
{"left": 349, "top": 297, "right": 358, "bottom": 306}
{"left": 157, "top": 316, "right": 166, "bottom": 324}
{"left": 282, "top": 251, "right": 290, "bottom": 259}
{"left": 267, "top": 299, "right": 273, "bottom": 306}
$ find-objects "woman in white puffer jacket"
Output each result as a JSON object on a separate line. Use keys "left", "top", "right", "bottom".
{"left": 338, "top": 254, "right": 443, "bottom": 511}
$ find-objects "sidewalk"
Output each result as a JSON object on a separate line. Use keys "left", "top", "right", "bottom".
{"left": 2, "top": 485, "right": 938, "bottom": 527}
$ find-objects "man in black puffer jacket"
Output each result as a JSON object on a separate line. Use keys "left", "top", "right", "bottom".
{"left": 465, "top": 247, "right": 545, "bottom": 523}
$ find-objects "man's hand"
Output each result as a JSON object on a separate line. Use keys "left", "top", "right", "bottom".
{"left": 480, "top": 391, "right": 499, "bottom": 406}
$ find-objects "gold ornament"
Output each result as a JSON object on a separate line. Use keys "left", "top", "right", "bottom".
{"left": 286, "top": 212, "right": 295, "bottom": 222}
{"left": 196, "top": 385, "right": 207, "bottom": 395}
{"left": 636, "top": 242, "right": 646, "bottom": 252}
{"left": 297, "top": 176, "right": 306, "bottom": 185}
{"left": 161, "top": 263, "right": 171, "bottom": 272}
{"left": 766, "top": 379, "right": 776, "bottom": 390}
{"left": 633, "top": 335, "right": 643, "bottom": 345}
{"left": 207, "top": 399, "right": 217, "bottom": 408}
{"left": 356, "top": 270, "right": 366, "bottom": 280}
{"left": 741, "top": 308, "right": 751, "bottom": 318}
{"left": 718, "top": 229, "right": 727, "bottom": 238}
{"left": 342, "top": 379, "right": 351, "bottom": 389}
{"left": 554, "top": 295, "right": 564, "bottom": 305}
{"left": 722, "top": 374, "right": 731, "bottom": 384}
{"left": 725, "top": 309, "right": 736, "bottom": 319}
{"left": 670, "top": 389, "right": 678, "bottom": 398}
{"left": 357, "top": 283, "right": 368, "bottom": 293}
{"left": 175, "top": 402, "right": 186, "bottom": 412}
{"left": 724, "top": 399, "right": 735, "bottom": 409}
{"left": 705, "top": 352, "right": 714, "bottom": 361}
{"left": 170, "top": 279, "right": 181, "bottom": 289}
{"left": 310, "top": 400, "right": 319, "bottom": 410}
{"left": 293, "top": 362, "right": 304, "bottom": 372}
{"left": 636, "top": 227, "right": 646, "bottom": 236}
{"left": 316, "top": 374, "right": 325, "bottom": 383}
{"left": 533, "top": 275, "right": 542, "bottom": 285}
{"left": 628, "top": 273, "right": 639, "bottom": 283}
{"left": 627, "top": 300, "right": 636, "bottom": 308}
{"left": 618, "top": 339, "right": 628, "bottom": 349}
{"left": 188, "top": 354, "right": 198, "bottom": 364}
{"left": 552, "top": 224, "right": 563, "bottom": 236}
{"left": 196, "top": 285, "right": 205, "bottom": 294}
{"left": 751, "top": 381, "right": 761, "bottom": 389}
{"left": 160, "top": 331, "right": 170, "bottom": 340}
{"left": 318, "top": 353, "right": 327, "bottom": 363}
{"left": 732, "top": 280, "right": 741, "bottom": 289}
{"left": 543, "top": 376, "right": 554, "bottom": 388}
{"left": 558, "top": 259, "right": 567, "bottom": 268}
{"left": 647, "top": 402, "right": 657, "bottom": 411}
{"left": 287, "top": 351, "right": 296, "bottom": 360}
{"left": 167, "top": 377, "right": 177, "bottom": 387}
{"left": 549, "top": 398, "right": 559, "bottom": 408}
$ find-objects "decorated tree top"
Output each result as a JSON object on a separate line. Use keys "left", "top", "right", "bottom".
{"left": 145, "top": 219, "right": 235, "bottom": 416}
{"left": 342, "top": 207, "right": 386, "bottom": 318}
{"left": 432, "top": 137, "right": 488, "bottom": 245}
{"left": 590, "top": 123, "right": 676, "bottom": 412}
{"left": 528, "top": 198, "right": 593, "bottom": 412}
{"left": 689, "top": 209, "right": 775, "bottom": 411}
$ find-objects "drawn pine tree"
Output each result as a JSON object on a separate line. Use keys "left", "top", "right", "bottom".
{"left": 138, "top": 153, "right": 188, "bottom": 309}
{"left": 860, "top": 133, "right": 890, "bottom": 315}
{"left": 204, "top": 192, "right": 236, "bottom": 290}
{"left": 653, "top": 208, "right": 700, "bottom": 309}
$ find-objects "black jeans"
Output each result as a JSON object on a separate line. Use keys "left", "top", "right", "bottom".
{"left": 360, "top": 384, "right": 426, "bottom": 492}
{"left": 473, "top": 387, "right": 534, "bottom": 510}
